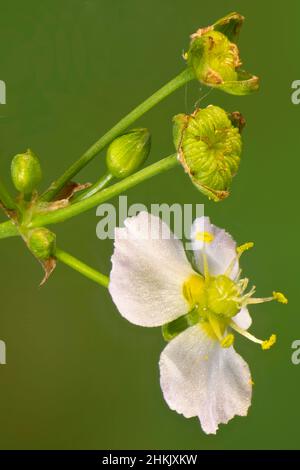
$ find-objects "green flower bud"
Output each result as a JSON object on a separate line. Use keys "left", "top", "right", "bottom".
{"left": 173, "top": 105, "right": 243, "bottom": 201}
{"left": 106, "top": 128, "right": 151, "bottom": 179}
{"left": 28, "top": 228, "right": 56, "bottom": 260}
{"left": 186, "top": 12, "right": 259, "bottom": 95}
{"left": 11, "top": 149, "right": 42, "bottom": 194}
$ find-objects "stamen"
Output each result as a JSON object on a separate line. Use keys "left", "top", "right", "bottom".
{"left": 236, "top": 268, "right": 242, "bottom": 281}
{"left": 262, "top": 334, "right": 277, "bottom": 350}
{"left": 230, "top": 320, "right": 276, "bottom": 350}
{"left": 195, "top": 231, "right": 214, "bottom": 243}
{"left": 230, "top": 320, "right": 262, "bottom": 344}
{"left": 221, "top": 333, "right": 234, "bottom": 348}
{"left": 246, "top": 291, "right": 288, "bottom": 306}
{"left": 225, "top": 241, "right": 254, "bottom": 278}
{"left": 182, "top": 274, "right": 205, "bottom": 307}
{"left": 236, "top": 277, "right": 249, "bottom": 292}
{"left": 195, "top": 231, "right": 213, "bottom": 280}
{"left": 208, "top": 313, "right": 234, "bottom": 348}
{"left": 246, "top": 295, "right": 273, "bottom": 305}
{"left": 237, "top": 242, "right": 254, "bottom": 255}
{"left": 202, "top": 245, "right": 210, "bottom": 280}
{"left": 208, "top": 313, "right": 224, "bottom": 341}
{"left": 233, "top": 285, "right": 256, "bottom": 306}
{"left": 273, "top": 291, "right": 288, "bottom": 304}
{"left": 224, "top": 255, "right": 238, "bottom": 277}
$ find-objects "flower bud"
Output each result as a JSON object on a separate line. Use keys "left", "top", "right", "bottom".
{"left": 106, "top": 128, "right": 151, "bottom": 179}
{"left": 28, "top": 228, "right": 56, "bottom": 260}
{"left": 186, "top": 12, "right": 259, "bottom": 95}
{"left": 11, "top": 149, "right": 42, "bottom": 194}
{"left": 173, "top": 105, "right": 243, "bottom": 201}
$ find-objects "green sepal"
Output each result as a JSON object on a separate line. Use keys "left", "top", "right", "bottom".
{"left": 217, "top": 69, "right": 259, "bottom": 96}
{"left": 213, "top": 12, "right": 244, "bottom": 43}
{"left": 172, "top": 113, "right": 188, "bottom": 149}
{"left": 162, "top": 308, "right": 199, "bottom": 342}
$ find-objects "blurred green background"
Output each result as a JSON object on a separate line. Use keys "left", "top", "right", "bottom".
{"left": 0, "top": 0, "right": 298, "bottom": 450}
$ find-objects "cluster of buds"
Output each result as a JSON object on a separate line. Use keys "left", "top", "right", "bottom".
{"left": 1, "top": 12, "right": 260, "bottom": 278}
{"left": 7, "top": 131, "right": 151, "bottom": 266}
{"left": 10, "top": 150, "right": 56, "bottom": 271}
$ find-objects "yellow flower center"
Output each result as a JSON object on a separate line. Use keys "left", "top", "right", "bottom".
{"left": 183, "top": 273, "right": 240, "bottom": 344}
{"left": 180, "top": 235, "right": 287, "bottom": 350}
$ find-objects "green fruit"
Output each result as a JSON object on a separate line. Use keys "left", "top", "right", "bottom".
{"left": 11, "top": 149, "right": 42, "bottom": 194}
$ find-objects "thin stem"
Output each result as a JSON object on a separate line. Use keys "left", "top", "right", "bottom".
{"left": 72, "top": 172, "right": 114, "bottom": 203}
{"left": 0, "top": 179, "right": 16, "bottom": 210}
{"left": 55, "top": 247, "right": 109, "bottom": 288}
{"left": 30, "top": 154, "right": 178, "bottom": 228}
{"left": 0, "top": 220, "right": 19, "bottom": 239}
{"left": 41, "top": 68, "right": 194, "bottom": 202}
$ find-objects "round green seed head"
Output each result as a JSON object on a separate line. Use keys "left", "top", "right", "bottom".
{"left": 188, "top": 30, "right": 240, "bottom": 86}
{"left": 173, "top": 105, "right": 243, "bottom": 201}
{"left": 186, "top": 13, "right": 259, "bottom": 96}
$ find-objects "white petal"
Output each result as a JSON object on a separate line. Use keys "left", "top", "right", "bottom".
{"left": 233, "top": 307, "right": 252, "bottom": 330}
{"left": 109, "top": 211, "right": 195, "bottom": 327}
{"left": 191, "top": 216, "right": 239, "bottom": 280}
{"left": 159, "top": 325, "right": 252, "bottom": 434}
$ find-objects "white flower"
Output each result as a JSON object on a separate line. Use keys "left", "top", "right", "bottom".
{"left": 109, "top": 211, "right": 287, "bottom": 434}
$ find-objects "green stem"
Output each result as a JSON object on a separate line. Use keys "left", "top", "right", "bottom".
{"left": 30, "top": 154, "right": 178, "bottom": 228}
{"left": 0, "top": 179, "right": 16, "bottom": 210}
{"left": 55, "top": 247, "right": 109, "bottom": 288}
{"left": 72, "top": 172, "right": 114, "bottom": 203}
{"left": 0, "top": 220, "right": 19, "bottom": 239}
{"left": 41, "top": 68, "right": 194, "bottom": 202}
